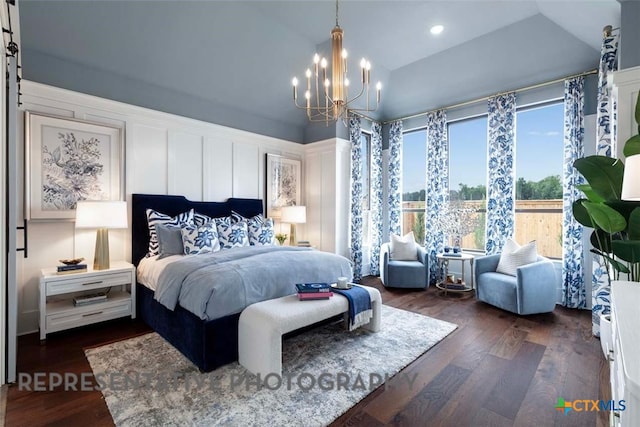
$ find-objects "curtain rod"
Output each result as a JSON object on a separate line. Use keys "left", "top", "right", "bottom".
{"left": 375, "top": 68, "right": 599, "bottom": 125}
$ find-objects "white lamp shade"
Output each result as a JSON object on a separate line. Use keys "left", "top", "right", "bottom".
{"left": 75, "top": 201, "right": 128, "bottom": 229}
{"left": 622, "top": 155, "right": 640, "bottom": 201}
{"left": 280, "top": 205, "right": 306, "bottom": 224}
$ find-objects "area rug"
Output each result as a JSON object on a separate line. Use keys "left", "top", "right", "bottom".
{"left": 85, "top": 305, "right": 457, "bottom": 427}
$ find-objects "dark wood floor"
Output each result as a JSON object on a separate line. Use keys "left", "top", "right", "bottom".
{"left": 6, "top": 277, "right": 609, "bottom": 427}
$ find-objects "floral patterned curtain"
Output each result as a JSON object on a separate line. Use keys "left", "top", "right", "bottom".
{"left": 348, "top": 115, "right": 363, "bottom": 282}
{"left": 596, "top": 31, "right": 619, "bottom": 157}
{"left": 388, "top": 120, "right": 403, "bottom": 237}
{"left": 485, "top": 93, "right": 516, "bottom": 255}
{"left": 369, "top": 121, "right": 383, "bottom": 275}
{"left": 562, "top": 76, "right": 586, "bottom": 308}
{"left": 425, "top": 110, "right": 449, "bottom": 284}
{"left": 593, "top": 29, "right": 619, "bottom": 336}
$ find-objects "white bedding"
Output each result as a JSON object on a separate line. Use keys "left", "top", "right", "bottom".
{"left": 137, "top": 254, "right": 182, "bottom": 291}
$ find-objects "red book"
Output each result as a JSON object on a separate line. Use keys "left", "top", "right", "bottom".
{"left": 298, "top": 291, "right": 334, "bottom": 300}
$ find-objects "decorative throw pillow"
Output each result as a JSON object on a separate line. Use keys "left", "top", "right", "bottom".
{"left": 155, "top": 224, "right": 185, "bottom": 259}
{"left": 389, "top": 231, "right": 418, "bottom": 261}
{"left": 216, "top": 218, "right": 249, "bottom": 249}
{"left": 146, "top": 209, "right": 194, "bottom": 257}
{"left": 248, "top": 217, "right": 276, "bottom": 246}
{"left": 181, "top": 222, "right": 221, "bottom": 255}
{"left": 193, "top": 212, "right": 213, "bottom": 227}
{"left": 496, "top": 238, "right": 538, "bottom": 276}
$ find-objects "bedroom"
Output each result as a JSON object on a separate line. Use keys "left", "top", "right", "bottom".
{"left": 1, "top": 0, "right": 639, "bottom": 425}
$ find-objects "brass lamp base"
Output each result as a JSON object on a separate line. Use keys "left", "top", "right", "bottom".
{"left": 94, "top": 228, "right": 110, "bottom": 270}
{"left": 289, "top": 224, "right": 297, "bottom": 246}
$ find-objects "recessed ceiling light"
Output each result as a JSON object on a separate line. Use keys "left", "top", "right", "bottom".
{"left": 430, "top": 25, "right": 444, "bottom": 35}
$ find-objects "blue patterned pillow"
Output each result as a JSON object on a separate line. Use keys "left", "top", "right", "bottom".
{"left": 248, "top": 217, "right": 275, "bottom": 246}
{"left": 181, "top": 222, "right": 220, "bottom": 255}
{"left": 216, "top": 218, "right": 249, "bottom": 249}
{"left": 146, "top": 209, "right": 194, "bottom": 257}
{"left": 193, "top": 212, "right": 213, "bottom": 227}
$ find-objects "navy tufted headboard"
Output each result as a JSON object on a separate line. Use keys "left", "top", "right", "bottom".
{"left": 131, "top": 194, "right": 263, "bottom": 266}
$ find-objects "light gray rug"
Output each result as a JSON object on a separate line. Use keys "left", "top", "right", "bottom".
{"left": 85, "top": 305, "right": 457, "bottom": 427}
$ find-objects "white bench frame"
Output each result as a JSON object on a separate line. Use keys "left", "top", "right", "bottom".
{"left": 238, "top": 285, "right": 381, "bottom": 376}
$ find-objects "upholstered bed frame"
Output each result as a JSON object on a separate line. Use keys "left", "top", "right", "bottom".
{"left": 131, "top": 193, "right": 263, "bottom": 372}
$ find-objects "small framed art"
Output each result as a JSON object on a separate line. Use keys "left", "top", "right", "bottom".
{"left": 265, "top": 153, "right": 301, "bottom": 218}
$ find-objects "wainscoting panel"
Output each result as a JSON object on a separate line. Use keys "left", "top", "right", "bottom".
{"left": 168, "top": 130, "right": 204, "bottom": 201}
{"left": 130, "top": 124, "right": 168, "bottom": 195}
{"left": 232, "top": 142, "right": 260, "bottom": 199}
{"left": 203, "top": 137, "right": 233, "bottom": 201}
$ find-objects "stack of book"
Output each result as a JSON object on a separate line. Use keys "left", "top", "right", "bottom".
{"left": 296, "top": 240, "right": 312, "bottom": 247}
{"left": 73, "top": 292, "right": 107, "bottom": 306}
{"left": 444, "top": 281, "right": 467, "bottom": 290}
{"left": 295, "top": 282, "right": 333, "bottom": 300}
{"left": 56, "top": 263, "right": 88, "bottom": 275}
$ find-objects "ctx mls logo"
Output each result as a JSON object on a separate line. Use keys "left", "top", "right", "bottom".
{"left": 555, "top": 397, "right": 626, "bottom": 415}
{"left": 555, "top": 398, "right": 573, "bottom": 415}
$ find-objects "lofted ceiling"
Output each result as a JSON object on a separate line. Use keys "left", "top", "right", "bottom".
{"left": 18, "top": 0, "right": 620, "bottom": 142}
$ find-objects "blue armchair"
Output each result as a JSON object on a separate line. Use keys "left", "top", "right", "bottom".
{"left": 380, "top": 242, "right": 429, "bottom": 288}
{"left": 474, "top": 254, "right": 558, "bottom": 315}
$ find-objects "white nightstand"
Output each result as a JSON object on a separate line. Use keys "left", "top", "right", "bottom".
{"left": 39, "top": 260, "right": 136, "bottom": 340}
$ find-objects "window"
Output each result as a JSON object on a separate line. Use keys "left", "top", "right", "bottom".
{"left": 448, "top": 116, "right": 488, "bottom": 251}
{"left": 401, "top": 129, "right": 427, "bottom": 243}
{"left": 515, "top": 102, "right": 563, "bottom": 258}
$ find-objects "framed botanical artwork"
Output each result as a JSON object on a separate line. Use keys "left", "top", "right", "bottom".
{"left": 265, "top": 153, "right": 301, "bottom": 218}
{"left": 25, "top": 112, "right": 123, "bottom": 220}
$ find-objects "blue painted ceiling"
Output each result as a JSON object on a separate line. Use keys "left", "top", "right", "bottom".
{"left": 18, "top": 0, "right": 620, "bottom": 142}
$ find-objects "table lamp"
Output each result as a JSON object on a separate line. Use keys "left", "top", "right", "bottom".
{"left": 75, "top": 200, "right": 128, "bottom": 270}
{"left": 622, "top": 154, "right": 640, "bottom": 201}
{"left": 280, "top": 205, "right": 306, "bottom": 246}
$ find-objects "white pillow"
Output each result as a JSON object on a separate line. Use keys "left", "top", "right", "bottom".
{"left": 389, "top": 231, "right": 418, "bottom": 261}
{"left": 496, "top": 238, "right": 538, "bottom": 276}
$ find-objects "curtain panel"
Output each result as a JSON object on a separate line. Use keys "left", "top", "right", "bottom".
{"left": 593, "top": 30, "right": 619, "bottom": 336}
{"left": 562, "top": 76, "right": 586, "bottom": 308}
{"left": 388, "top": 120, "right": 403, "bottom": 237}
{"left": 425, "top": 110, "right": 449, "bottom": 284}
{"left": 369, "top": 121, "right": 383, "bottom": 275}
{"left": 485, "top": 93, "right": 517, "bottom": 255}
{"left": 348, "top": 115, "right": 363, "bottom": 282}
{"left": 596, "top": 31, "right": 619, "bottom": 157}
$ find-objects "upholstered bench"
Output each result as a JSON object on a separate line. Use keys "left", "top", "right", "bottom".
{"left": 238, "top": 285, "right": 381, "bottom": 377}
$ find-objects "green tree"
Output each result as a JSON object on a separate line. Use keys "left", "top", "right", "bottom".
{"left": 413, "top": 211, "right": 425, "bottom": 244}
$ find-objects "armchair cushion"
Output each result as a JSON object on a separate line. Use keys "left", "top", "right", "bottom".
{"left": 389, "top": 231, "right": 418, "bottom": 261}
{"left": 496, "top": 238, "right": 538, "bottom": 276}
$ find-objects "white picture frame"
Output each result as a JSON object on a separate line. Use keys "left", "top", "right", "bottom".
{"left": 265, "top": 153, "right": 301, "bottom": 218}
{"left": 25, "top": 112, "right": 123, "bottom": 220}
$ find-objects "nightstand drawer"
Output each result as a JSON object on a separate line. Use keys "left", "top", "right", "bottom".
{"left": 46, "top": 298, "right": 132, "bottom": 334}
{"left": 46, "top": 272, "right": 132, "bottom": 296}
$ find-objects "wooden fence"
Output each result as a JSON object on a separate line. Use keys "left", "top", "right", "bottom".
{"left": 402, "top": 200, "right": 563, "bottom": 258}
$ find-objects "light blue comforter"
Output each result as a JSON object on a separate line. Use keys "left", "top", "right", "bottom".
{"left": 155, "top": 246, "right": 353, "bottom": 320}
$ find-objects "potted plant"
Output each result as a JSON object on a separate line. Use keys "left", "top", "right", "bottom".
{"left": 572, "top": 92, "right": 640, "bottom": 350}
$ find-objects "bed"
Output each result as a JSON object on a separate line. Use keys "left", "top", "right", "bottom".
{"left": 131, "top": 193, "right": 352, "bottom": 372}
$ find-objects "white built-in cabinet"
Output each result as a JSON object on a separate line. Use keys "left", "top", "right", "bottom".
{"left": 609, "top": 281, "right": 640, "bottom": 426}
{"left": 304, "top": 138, "right": 351, "bottom": 258}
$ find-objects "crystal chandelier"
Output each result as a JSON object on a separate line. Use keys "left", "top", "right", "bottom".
{"left": 291, "top": 0, "right": 381, "bottom": 123}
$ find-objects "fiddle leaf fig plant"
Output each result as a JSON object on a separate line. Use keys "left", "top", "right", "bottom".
{"left": 572, "top": 92, "right": 640, "bottom": 282}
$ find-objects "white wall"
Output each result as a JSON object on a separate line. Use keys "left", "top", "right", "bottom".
{"left": 17, "top": 81, "right": 305, "bottom": 334}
